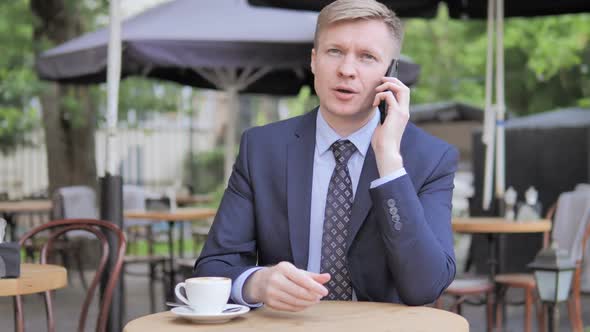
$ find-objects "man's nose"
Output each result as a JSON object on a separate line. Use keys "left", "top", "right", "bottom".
{"left": 337, "top": 56, "right": 356, "bottom": 78}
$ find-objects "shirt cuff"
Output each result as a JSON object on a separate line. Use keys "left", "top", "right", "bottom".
{"left": 231, "top": 267, "right": 265, "bottom": 307}
{"left": 369, "top": 168, "right": 407, "bottom": 189}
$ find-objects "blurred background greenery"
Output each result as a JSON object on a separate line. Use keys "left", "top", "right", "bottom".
{"left": 1, "top": 0, "right": 588, "bottom": 201}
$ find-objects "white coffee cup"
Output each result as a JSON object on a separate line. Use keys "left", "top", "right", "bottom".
{"left": 174, "top": 277, "right": 231, "bottom": 314}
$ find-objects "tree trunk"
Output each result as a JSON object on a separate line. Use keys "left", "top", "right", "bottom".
{"left": 40, "top": 85, "right": 98, "bottom": 195}
{"left": 31, "top": 0, "right": 98, "bottom": 195}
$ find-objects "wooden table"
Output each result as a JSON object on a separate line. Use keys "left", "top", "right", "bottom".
{"left": 125, "top": 208, "right": 216, "bottom": 221}
{"left": 123, "top": 301, "right": 469, "bottom": 332}
{"left": 175, "top": 194, "right": 213, "bottom": 206}
{"left": 124, "top": 208, "right": 216, "bottom": 298}
{"left": 0, "top": 263, "right": 67, "bottom": 296}
{"left": 452, "top": 217, "right": 551, "bottom": 325}
{"left": 453, "top": 217, "right": 551, "bottom": 234}
{"left": 452, "top": 217, "right": 551, "bottom": 277}
{"left": 0, "top": 200, "right": 52, "bottom": 241}
{"left": 1, "top": 263, "right": 67, "bottom": 332}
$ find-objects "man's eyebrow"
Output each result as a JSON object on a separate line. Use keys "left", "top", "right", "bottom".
{"left": 358, "top": 45, "right": 381, "bottom": 55}
{"left": 323, "top": 42, "right": 345, "bottom": 49}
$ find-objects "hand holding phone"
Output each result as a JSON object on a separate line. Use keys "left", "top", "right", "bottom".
{"left": 378, "top": 59, "right": 399, "bottom": 124}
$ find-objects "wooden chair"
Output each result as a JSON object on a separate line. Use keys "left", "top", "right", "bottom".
{"left": 15, "top": 219, "right": 126, "bottom": 332}
{"left": 435, "top": 275, "right": 495, "bottom": 331}
{"left": 495, "top": 189, "right": 590, "bottom": 332}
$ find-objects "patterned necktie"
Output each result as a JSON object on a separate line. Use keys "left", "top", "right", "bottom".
{"left": 320, "top": 139, "right": 356, "bottom": 300}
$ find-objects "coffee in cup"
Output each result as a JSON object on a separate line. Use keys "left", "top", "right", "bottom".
{"left": 174, "top": 277, "right": 231, "bottom": 314}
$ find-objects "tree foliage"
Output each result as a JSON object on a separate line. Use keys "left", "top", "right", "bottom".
{"left": 0, "top": 0, "right": 40, "bottom": 153}
{"left": 403, "top": 5, "right": 590, "bottom": 115}
{"left": 1, "top": 2, "right": 589, "bottom": 155}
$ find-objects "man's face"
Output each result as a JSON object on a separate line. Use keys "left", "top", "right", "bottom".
{"left": 311, "top": 19, "right": 396, "bottom": 121}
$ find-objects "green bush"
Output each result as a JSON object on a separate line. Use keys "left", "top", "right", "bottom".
{"left": 184, "top": 148, "right": 224, "bottom": 194}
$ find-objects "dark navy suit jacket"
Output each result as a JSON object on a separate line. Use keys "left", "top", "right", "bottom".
{"left": 195, "top": 108, "right": 458, "bottom": 305}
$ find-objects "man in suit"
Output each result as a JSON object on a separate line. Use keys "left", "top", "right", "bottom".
{"left": 195, "top": 0, "right": 457, "bottom": 311}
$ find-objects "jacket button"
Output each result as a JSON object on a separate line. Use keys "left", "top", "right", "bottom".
{"left": 393, "top": 221, "right": 402, "bottom": 231}
{"left": 387, "top": 199, "right": 396, "bottom": 208}
{"left": 389, "top": 207, "right": 398, "bottom": 215}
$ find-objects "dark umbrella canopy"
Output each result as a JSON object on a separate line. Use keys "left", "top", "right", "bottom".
{"left": 446, "top": 0, "right": 590, "bottom": 18}
{"left": 249, "top": 0, "right": 441, "bottom": 17}
{"left": 37, "top": 0, "right": 420, "bottom": 95}
{"left": 249, "top": 0, "right": 590, "bottom": 18}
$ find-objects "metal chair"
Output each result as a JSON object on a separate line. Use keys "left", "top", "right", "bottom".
{"left": 39, "top": 186, "right": 100, "bottom": 290}
{"left": 122, "top": 185, "right": 168, "bottom": 312}
{"left": 435, "top": 274, "right": 495, "bottom": 331}
{"left": 434, "top": 212, "right": 494, "bottom": 331}
{"left": 15, "top": 218, "right": 126, "bottom": 332}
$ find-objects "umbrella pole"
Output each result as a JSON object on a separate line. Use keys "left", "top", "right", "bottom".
{"left": 495, "top": 0, "right": 506, "bottom": 207}
{"left": 224, "top": 87, "right": 238, "bottom": 182}
{"left": 100, "top": 0, "right": 124, "bottom": 331}
{"left": 482, "top": 0, "right": 496, "bottom": 210}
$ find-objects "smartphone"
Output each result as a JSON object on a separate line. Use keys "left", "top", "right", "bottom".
{"left": 379, "top": 59, "right": 399, "bottom": 124}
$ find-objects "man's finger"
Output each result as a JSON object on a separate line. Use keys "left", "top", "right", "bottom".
{"left": 307, "top": 272, "right": 331, "bottom": 285}
{"left": 378, "top": 78, "right": 410, "bottom": 105}
{"left": 267, "top": 298, "right": 308, "bottom": 312}
{"left": 275, "top": 274, "right": 323, "bottom": 302}
{"left": 282, "top": 265, "right": 328, "bottom": 296}
{"left": 372, "top": 91, "right": 400, "bottom": 110}
{"left": 273, "top": 286, "right": 320, "bottom": 307}
{"left": 375, "top": 80, "right": 403, "bottom": 93}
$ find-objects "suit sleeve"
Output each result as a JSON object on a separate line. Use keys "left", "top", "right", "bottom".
{"left": 193, "top": 129, "right": 258, "bottom": 282}
{"left": 369, "top": 146, "right": 458, "bottom": 305}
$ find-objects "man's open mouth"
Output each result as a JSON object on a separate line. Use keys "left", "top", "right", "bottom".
{"left": 334, "top": 87, "right": 356, "bottom": 94}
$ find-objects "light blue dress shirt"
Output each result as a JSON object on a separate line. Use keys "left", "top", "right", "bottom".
{"left": 231, "top": 108, "right": 407, "bottom": 306}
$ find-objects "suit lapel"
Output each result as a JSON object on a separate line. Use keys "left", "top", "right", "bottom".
{"left": 287, "top": 109, "right": 317, "bottom": 269}
{"left": 346, "top": 145, "right": 379, "bottom": 253}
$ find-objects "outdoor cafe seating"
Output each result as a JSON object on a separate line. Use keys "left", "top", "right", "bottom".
{"left": 495, "top": 185, "right": 590, "bottom": 331}
{"left": 436, "top": 184, "right": 590, "bottom": 332}
{"left": 14, "top": 218, "right": 126, "bottom": 332}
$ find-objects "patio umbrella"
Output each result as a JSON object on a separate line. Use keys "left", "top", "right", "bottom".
{"left": 249, "top": 0, "right": 442, "bottom": 17}
{"left": 249, "top": 0, "right": 590, "bottom": 18}
{"left": 37, "top": 0, "right": 420, "bottom": 180}
{"left": 445, "top": 0, "right": 590, "bottom": 18}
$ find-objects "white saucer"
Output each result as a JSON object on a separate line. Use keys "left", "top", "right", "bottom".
{"left": 171, "top": 304, "right": 250, "bottom": 324}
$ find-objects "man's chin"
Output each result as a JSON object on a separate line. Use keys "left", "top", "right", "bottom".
{"left": 323, "top": 104, "right": 372, "bottom": 119}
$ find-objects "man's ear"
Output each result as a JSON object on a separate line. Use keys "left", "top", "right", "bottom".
{"left": 310, "top": 48, "right": 316, "bottom": 75}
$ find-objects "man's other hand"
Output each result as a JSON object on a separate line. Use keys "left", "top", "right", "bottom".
{"left": 243, "top": 261, "right": 330, "bottom": 311}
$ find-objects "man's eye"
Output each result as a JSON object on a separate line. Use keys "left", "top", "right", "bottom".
{"left": 327, "top": 48, "right": 342, "bottom": 55}
{"left": 361, "top": 53, "right": 376, "bottom": 61}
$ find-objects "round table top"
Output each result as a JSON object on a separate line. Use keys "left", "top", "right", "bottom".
{"left": 124, "top": 208, "right": 216, "bottom": 221}
{"left": 452, "top": 217, "right": 551, "bottom": 234}
{"left": 123, "top": 301, "right": 469, "bottom": 332}
{"left": 0, "top": 200, "right": 52, "bottom": 213}
{"left": 0, "top": 263, "right": 67, "bottom": 296}
{"left": 175, "top": 194, "right": 213, "bottom": 206}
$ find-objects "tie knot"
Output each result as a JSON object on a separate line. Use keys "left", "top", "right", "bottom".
{"left": 331, "top": 140, "right": 356, "bottom": 165}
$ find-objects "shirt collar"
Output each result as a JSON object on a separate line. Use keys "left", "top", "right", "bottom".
{"left": 316, "top": 107, "right": 380, "bottom": 158}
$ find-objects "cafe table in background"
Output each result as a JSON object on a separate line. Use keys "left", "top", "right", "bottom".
{"left": 0, "top": 200, "right": 52, "bottom": 241}
{"left": 124, "top": 207, "right": 216, "bottom": 299}
{"left": 451, "top": 217, "right": 551, "bottom": 326}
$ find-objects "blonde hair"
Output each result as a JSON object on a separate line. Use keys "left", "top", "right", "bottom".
{"left": 314, "top": 0, "right": 404, "bottom": 55}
